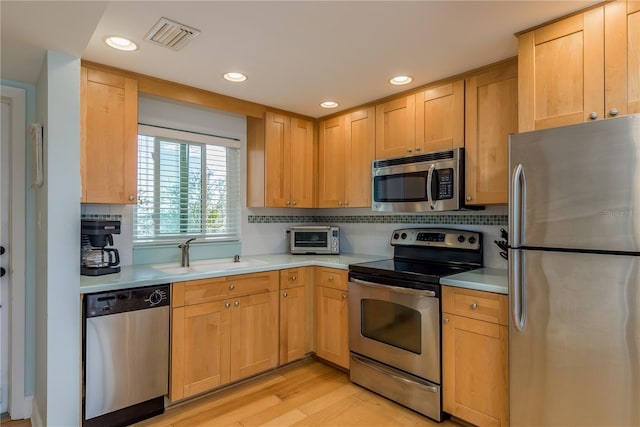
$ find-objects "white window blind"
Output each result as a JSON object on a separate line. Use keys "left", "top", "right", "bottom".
{"left": 134, "top": 124, "right": 241, "bottom": 244}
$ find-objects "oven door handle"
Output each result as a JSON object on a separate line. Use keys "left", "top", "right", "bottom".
{"left": 349, "top": 278, "right": 436, "bottom": 297}
{"left": 351, "top": 354, "right": 438, "bottom": 393}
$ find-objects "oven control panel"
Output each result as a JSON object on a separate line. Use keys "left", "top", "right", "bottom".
{"left": 390, "top": 228, "right": 481, "bottom": 251}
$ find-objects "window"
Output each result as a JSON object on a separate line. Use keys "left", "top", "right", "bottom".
{"left": 134, "top": 124, "right": 241, "bottom": 243}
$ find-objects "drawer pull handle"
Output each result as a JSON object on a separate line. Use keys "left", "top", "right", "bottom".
{"left": 291, "top": 275, "right": 297, "bottom": 281}
{"left": 470, "top": 303, "right": 478, "bottom": 309}
{"left": 229, "top": 284, "right": 235, "bottom": 290}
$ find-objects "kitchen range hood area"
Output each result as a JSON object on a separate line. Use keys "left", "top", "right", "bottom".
{"left": 1, "top": 1, "right": 639, "bottom": 426}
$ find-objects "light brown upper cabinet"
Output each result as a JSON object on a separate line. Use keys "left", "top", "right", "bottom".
{"left": 627, "top": 1, "right": 640, "bottom": 114}
{"left": 247, "top": 112, "right": 316, "bottom": 208}
{"left": 518, "top": 0, "right": 632, "bottom": 131}
{"left": 415, "top": 79, "right": 465, "bottom": 153}
{"left": 318, "top": 107, "right": 375, "bottom": 208}
{"left": 81, "top": 66, "right": 138, "bottom": 204}
{"left": 375, "top": 95, "right": 416, "bottom": 159}
{"left": 465, "top": 61, "right": 518, "bottom": 206}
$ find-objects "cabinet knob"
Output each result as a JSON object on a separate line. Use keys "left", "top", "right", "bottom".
{"left": 328, "top": 276, "right": 334, "bottom": 281}
{"left": 609, "top": 108, "right": 619, "bottom": 117}
{"left": 234, "top": 301, "right": 240, "bottom": 307}
{"left": 443, "top": 317, "right": 449, "bottom": 324}
{"left": 129, "top": 195, "right": 135, "bottom": 201}
{"left": 338, "top": 201, "right": 343, "bottom": 206}
{"left": 229, "top": 284, "right": 235, "bottom": 290}
{"left": 283, "top": 291, "right": 288, "bottom": 298}
{"left": 292, "top": 201, "right": 297, "bottom": 206}
{"left": 466, "top": 195, "right": 472, "bottom": 201}
{"left": 225, "top": 302, "right": 231, "bottom": 309}
{"left": 407, "top": 148, "right": 413, "bottom": 153}
{"left": 286, "top": 200, "right": 291, "bottom": 206}
{"left": 341, "top": 294, "right": 347, "bottom": 300}
{"left": 415, "top": 147, "right": 421, "bottom": 152}
{"left": 589, "top": 112, "right": 598, "bottom": 120}
{"left": 344, "top": 201, "right": 349, "bottom": 206}
{"left": 470, "top": 303, "right": 478, "bottom": 309}
{"left": 291, "top": 275, "right": 297, "bottom": 281}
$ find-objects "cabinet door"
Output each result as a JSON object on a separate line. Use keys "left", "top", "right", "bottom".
{"left": 604, "top": 1, "right": 629, "bottom": 118}
{"left": 81, "top": 67, "right": 138, "bottom": 204}
{"left": 289, "top": 117, "right": 316, "bottom": 208}
{"left": 264, "top": 111, "right": 290, "bottom": 207}
{"left": 315, "top": 286, "right": 349, "bottom": 369}
{"left": 442, "top": 314, "right": 509, "bottom": 427}
{"left": 627, "top": 1, "right": 640, "bottom": 114}
{"left": 170, "top": 301, "right": 231, "bottom": 401}
{"left": 375, "top": 95, "right": 416, "bottom": 159}
{"left": 415, "top": 80, "right": 465, "bottom": 153}
{"left": 465, "top": 62, "right": 518, "bottom": 205}
{"left": 518, "top": 8, "right": 604, "bottom": 131}
{"left": 280, "top": 285, "right": 311, "bottom": 364}
{"left": 318, "top": 115, "right": 346, "bottom": 207}
{"left": 345, "top": 107, "right": 375, "bottom": 208}
{"left": 230, "top": 291, "right": 279, "bottom": 381}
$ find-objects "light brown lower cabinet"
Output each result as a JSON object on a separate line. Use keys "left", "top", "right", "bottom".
{"left": 314, "top": 267, "right": 350, "bottom": 369}
{"left": 170, "top": 272, "right": 279, "bottom": 401}
{"left": 442, "top": 286, "right": 509, "bottom": 427}
{"left": 279, "top": 267, "right": 313, "bottom": 364}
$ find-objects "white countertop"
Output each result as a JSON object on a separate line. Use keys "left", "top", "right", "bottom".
{"left": 440, "top": 267, "right": 508, "bottom": 295}
{"left": 80, "top": 253, "right": 387, "bottom": 294}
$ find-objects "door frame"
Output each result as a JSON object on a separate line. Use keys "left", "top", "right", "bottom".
{"left": 1, "top": 85, "right": 27, "bottom": 419}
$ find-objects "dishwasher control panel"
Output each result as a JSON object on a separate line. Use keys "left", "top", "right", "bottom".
{"left": 84, "top": 284, "right": 170, "bottom": 317}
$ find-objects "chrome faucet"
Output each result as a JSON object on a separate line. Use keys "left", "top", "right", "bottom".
{"left": 178, "top": 238, "right": 196, "bottom": 267}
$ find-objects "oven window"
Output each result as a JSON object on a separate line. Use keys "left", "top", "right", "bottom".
{"left": 293, "top": 231, "right": 328, "bottom": 248}
{"left": 361, "top": 299, "right": 421, "bottom": 354}
{"left": 373, "top": 172, "right": 428, "bottom": 202}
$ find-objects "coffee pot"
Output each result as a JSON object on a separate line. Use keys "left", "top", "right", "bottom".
{"left": 81, "top": 219, "right": 121, "bottom": 276}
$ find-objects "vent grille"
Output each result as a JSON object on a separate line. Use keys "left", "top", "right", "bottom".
{"left": 373, "top": 148, "right": 461, "bottom": 168}
{"left": 144, "top": 17, "right": 201, "bottom": 51}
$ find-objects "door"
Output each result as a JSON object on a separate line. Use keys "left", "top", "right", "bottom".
{"left": 509, "top": 114, "right": 640, "bottom": 252}
{"left": 375, "top": 95, "right": 416, "bottom": 159}
{"left": 627, "top": 2, "right": 640, "bottom": 114}
{"left": 288, "top": 117, "right": 315, "bottom": 208}
{"left": 315, "top": 286, "right": 349, "bottom": 368}
{"left": 509, "top": 249, "right": 640, "bottom": 426}
{"left": 0, "top": 92, "right": 9, "bottom": 414}
{"left": 345, "top": 107, "right": 375, "bottom": 208}
{"left": 264, "top": 112, "right": 290, "bottom": 207}
{"left": 318, "top": 115, "right": 346, "bottom": 207}
{"left": 279, "top": 285, "right": 309, "bottom": 364}
{"left": 0, "top": 85, "right": 26, "bottom": 419}
{"left": 415, "top": 80, "right": 465, "bottom": 153}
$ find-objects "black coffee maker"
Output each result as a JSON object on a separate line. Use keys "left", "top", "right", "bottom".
{"left": 81, "top": 219, "right": 121, "bottom": 276}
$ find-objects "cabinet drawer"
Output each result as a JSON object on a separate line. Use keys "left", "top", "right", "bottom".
{"left": 315, "top": 267, "right": 348, "bottom": 291}
{"left": 280, "top": 267, "right": 311, "bottom": 290}
{"left": 442, "top": 286, "right": 508, "bottom": 325}
{"left": 173, "top": 271, "right": 279, "bottom": 307}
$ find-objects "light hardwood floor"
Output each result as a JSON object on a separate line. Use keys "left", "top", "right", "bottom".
{"left": 0, "top": 415, "right": 31, "bottom": 426}
{"left": 135, "top": 358, "right": 463, "bottom": 427}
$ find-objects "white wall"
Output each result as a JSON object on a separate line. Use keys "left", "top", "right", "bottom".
{"left": 34, "top": 51, "right": 81, "bottom": 427}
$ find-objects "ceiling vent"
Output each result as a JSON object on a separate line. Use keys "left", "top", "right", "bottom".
{"left": 143, "top": 17, "right": 201, "bottom": 51}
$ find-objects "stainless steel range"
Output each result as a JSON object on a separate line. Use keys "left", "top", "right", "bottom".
{"left": 348, "top": 228, "right": 483, "bottom": 421}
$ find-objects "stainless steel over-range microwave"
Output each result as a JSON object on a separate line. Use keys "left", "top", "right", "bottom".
{"left": 290, "top": 226, "right": 340, "bottom": 255}
{"left": 372, "top": 148, "right": 465, "bottom": 212}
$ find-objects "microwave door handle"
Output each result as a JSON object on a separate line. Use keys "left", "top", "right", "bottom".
{"left": 426, "top": 163, "right": 436, "bottom": 210}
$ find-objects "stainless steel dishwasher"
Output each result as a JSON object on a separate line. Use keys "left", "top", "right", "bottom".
{"left": 83, "top": 284, "right": 170, "bottom": 427}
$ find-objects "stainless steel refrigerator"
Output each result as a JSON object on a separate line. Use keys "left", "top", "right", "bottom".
{"left": 508, "top": 114, "right": 640, "bottom": 427}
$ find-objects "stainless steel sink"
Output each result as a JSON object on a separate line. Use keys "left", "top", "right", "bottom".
{"left": 152, "top": 257, "right": 268, "bottom": 275}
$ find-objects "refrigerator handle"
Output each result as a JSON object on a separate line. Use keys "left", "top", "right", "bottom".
{"left": 510, "top": 248, "right": 526, "bottom": 331}
{"left": 426, "top": 163, "right": 436, "bottom": 210}
{"left": 510, "top": 163, "right": 525, "bottom": 247}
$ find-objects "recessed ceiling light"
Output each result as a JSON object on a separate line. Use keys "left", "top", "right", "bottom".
{"left": 223, "top": 72, "right": 247, "bottom": 82}
{"left": 389, "top": 75, "right": 413, "bottom": 85}
{"left": 320, "top": 101, "right": 339, "bottom": 109}
{"left": 104, "top": 36, "right": 138, "bottom": 52}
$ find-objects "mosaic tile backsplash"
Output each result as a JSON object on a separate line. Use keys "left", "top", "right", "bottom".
{"left": 247, "top": 214, "right": 507, "bottom": 226}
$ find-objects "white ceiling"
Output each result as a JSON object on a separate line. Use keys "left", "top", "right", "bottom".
{"left": 2, "top": 1, "right": 596, "bottom": 118}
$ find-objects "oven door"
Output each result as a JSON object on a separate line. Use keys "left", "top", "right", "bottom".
{"left": 348, "top": 277, "right": 440, "bottom": 383}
